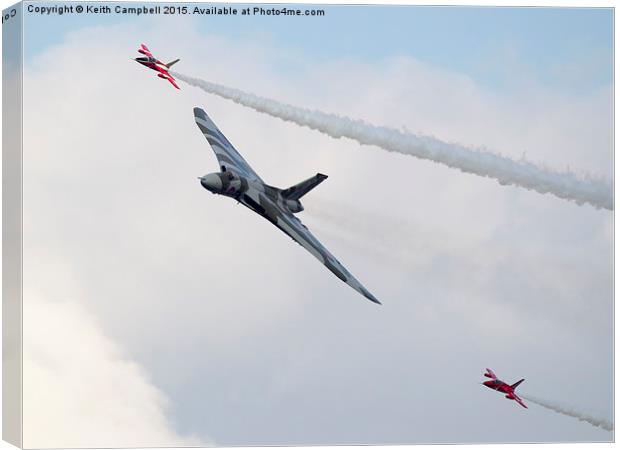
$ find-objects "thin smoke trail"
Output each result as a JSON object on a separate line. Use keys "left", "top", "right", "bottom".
{"left": 521, "top": 394, "right": 613, "bottom": 432}
{"left": 173, "top": 72, "right": 613, "bottom": 211}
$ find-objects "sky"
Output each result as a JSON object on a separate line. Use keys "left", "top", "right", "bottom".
{"left": 22, "top": 3, "right": 613, "bottom": 94}
{"left": 5, "top": 1, "right": 615, "bottom": 448}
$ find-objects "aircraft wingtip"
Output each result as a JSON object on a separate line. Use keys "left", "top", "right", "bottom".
{"left": 363, "top": 289, "right": 381, "bottom": 305}
{"left": 193, "top": 107, "right": 207, "bottom": 119}
{"left": 354, "top": 284, "right": 381, "bottom": 304}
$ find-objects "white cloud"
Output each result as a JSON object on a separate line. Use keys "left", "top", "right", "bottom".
{"left": 23, "top": 296, "right": 203, "bottom": 448}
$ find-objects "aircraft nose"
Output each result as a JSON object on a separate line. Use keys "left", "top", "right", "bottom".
{"left": 200, "top": 173, "right": 222, "bottom": 193}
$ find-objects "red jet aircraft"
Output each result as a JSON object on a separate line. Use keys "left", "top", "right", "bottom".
{"left": 482, "top": 368, "right": 527, "bottom": 408}
{"left": 134, "top": 44, "right": 180, "bottom": 90}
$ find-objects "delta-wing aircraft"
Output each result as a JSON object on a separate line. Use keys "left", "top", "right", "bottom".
{"left": 194, "top": 107, "right": 380, "bottom": 304}
{"left": 134, "top": 44, "right": 180, "bottom": 89}
{"left": 483, "top": 368, "right": 528, "bottom": 408}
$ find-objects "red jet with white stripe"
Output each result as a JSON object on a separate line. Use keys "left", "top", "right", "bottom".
{"left": 482, "top": 368, "right": 528, "bottom": 408}
{"left": 133, "top": 44, "right": 180, "bottom": 90}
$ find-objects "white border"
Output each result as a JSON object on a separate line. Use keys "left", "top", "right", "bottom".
{"left": 0, "top": 1, "right": 614, "bottom": 450}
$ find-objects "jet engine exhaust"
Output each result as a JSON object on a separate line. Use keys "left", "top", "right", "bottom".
{"left": 521, "top": 393, "right": 613, "bottom": 432}
{"left": 172, "top": 71, "right": 612, "bottom": 211}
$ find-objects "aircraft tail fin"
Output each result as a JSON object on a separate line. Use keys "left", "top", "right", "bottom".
{"left": 165, "top": 59, "right": 180, "bottom": 68}
{"left": 511, "top": 379, "right": 525, "bottom": 390}
{"left": 281, "top": 173, "right": 328, "bottom": 201}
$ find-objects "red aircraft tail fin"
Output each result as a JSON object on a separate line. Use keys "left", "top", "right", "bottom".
{"left": 511, "top": 379, "right": 525, "bottom": 389}
{"left": 165, "top": 59, "right": 180, "bottom": 68}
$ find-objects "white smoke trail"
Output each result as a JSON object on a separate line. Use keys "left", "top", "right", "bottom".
{"left": 521, "top": 394, "right": 613, "bottom": 432}
{"left": 173, "top": 72, "right": 613, "bottom": 211}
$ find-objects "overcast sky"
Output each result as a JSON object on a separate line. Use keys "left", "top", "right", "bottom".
{"left": 15, "top": 2, "right": 613, "bottom": 447}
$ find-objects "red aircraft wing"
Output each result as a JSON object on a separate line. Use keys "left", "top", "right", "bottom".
{"left": 157, "top": 72, "right": 180, "bottom": 90}
{"left": 513, "top": 395, "right": 528, "bottom": 409}
{"left": 167, "top": 76, "right": 180, "bottom": 90}
{"left": 139, "top": 43, "right": 153, "bottom": 57}
{"left": 485, "top": 368, "right": 498, "bottom": 379}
